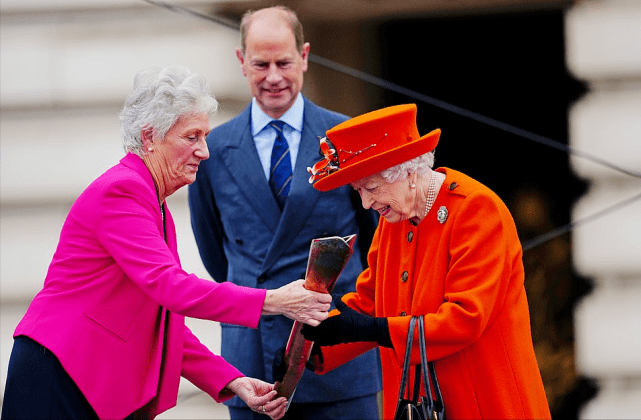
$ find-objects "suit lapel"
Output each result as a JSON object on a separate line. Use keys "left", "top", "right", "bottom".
{"left": 260, "top": 100, "right": 324, "bottom": 273}
{"left": 218, "top": 108, "right": 281, "bottom": 233}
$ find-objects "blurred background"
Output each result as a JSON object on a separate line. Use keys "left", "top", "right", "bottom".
{"left": 1, "top": 0, "right": 640, "bottom": 418}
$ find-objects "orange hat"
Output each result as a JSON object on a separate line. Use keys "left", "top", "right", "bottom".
{"left": 309, "top": 104, "right": 440, "bottom": 192}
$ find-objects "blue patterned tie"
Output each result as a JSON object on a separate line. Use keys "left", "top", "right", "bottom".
{"left": 269, "top": 121, "right": 292, "bottom": 210}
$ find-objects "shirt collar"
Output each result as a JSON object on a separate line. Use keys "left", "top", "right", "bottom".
{"left": 251, "top": 93, "right": 304, "bottom": 136}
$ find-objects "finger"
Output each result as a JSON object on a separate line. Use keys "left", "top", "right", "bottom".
{"left": 314, "top": 310, "right": 329, "bottom": 321}
{"left": 318, "top": 301, "right": 332, "bottom": 311}
{"left": 253, "top": 390, "right": 277, "bottom": 406}
{"left": 302, "top": 307, "right": 330, "bottom": 325}
{"left": 305, "top": 301, "right": 330, "bottom": 314}
{"left": 252, "top": 381, "right": 275, "bottom": 395}
{"left": 303, "top": 317, "right": 321, "bottom": 327}
{"left": 267, "top": 398, "right": 288, "bottom": 419}
{"left": 315, "top": 292, "right": 332, "bottom": 304}
{"left": 263, "top": 396, "right": 285, "bottom": 411}
{"left": 271, "top": 406, "right": 286, "bottom": 419}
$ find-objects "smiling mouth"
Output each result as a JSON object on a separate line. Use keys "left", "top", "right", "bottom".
{"left": 377, "top": 206, "right": 391, "bottom": 216}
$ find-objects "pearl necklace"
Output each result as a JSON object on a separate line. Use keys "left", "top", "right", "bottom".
{"left": 423, "top": 172, "right": 437, "bottom": 219}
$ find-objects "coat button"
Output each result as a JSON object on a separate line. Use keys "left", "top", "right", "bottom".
{"left": 407, "top": 231, "right": 414, "bottom": 242}
{"left": 449, "top": 182, "right": 458, "bottom": 190}
{"left": 235, "top": 238, "right": 244, "bottom": 245}
{"left": 400, "top": 311, "right": 407, "bottom": 316}
{"left": 257, "top": 275, "right": 267, "bottom": 284}
{"left": 401, "top": 271, "right": 409, "bottom": 282}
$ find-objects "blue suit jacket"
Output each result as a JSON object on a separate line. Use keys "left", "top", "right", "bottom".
{"left": 189, "top": 98, "right": 382, "bottom": 406}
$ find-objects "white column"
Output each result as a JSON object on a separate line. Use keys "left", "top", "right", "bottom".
{"left": 0, "top": 4, "right": 246, "bottom": 417}
{"left": 566, "top": 1, "right": 641, "bottom": 418}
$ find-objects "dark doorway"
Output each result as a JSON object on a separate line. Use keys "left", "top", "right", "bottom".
{"left": 379, "top": 10, "right": 596, "bottom": 419}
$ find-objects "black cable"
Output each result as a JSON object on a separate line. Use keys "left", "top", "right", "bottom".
{"left": 143, "top": 0, "right": 239, "bottom": 31}
{"left": 142, "top": 0, "right": 641, "bottom": 250}
{"left": 143, "top": 0, "right": 641, "bottom": 180}
{"left": 308, "top": 58, "right": 641, "bottom": 180}
{"left": 522, "top": 190, "right": 641, "bottom": 251}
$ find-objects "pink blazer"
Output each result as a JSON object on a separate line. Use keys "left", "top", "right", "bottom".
{"left": 14, "top": 153, "right": 267, "bottom": 419}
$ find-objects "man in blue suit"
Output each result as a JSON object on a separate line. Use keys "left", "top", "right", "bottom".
{"left": 188, "top": 5, "right": 382, "bottom": 420}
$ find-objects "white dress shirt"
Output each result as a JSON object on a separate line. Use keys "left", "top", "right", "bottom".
{"left": 250, "top": 94, "right": 304, "bottom": 181}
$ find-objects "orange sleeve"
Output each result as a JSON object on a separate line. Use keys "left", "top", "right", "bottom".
{"left": 315, "top": 226, "right": 383, "bottom": 373}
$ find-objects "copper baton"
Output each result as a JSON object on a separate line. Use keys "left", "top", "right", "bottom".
{"left": 274, "top": 235, "right": 357, "bottom": 405}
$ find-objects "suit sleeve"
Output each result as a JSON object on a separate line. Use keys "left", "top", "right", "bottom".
{"left": 387, "top": 191, "right": 521, "bottom": 363}
{"left": 95, "top": 176, "right": 265, "bottom": 327}
{"left": 188, "top": 158, "right": 229, "bottom": 283}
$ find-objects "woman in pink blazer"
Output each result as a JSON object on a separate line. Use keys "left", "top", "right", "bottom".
{"left": 2, "top": 66, "right": 331, "bottom": 420}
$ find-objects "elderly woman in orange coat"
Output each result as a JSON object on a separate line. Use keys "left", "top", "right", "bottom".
{"left": 300, "top": 104, "right": 551, "bottom": 420}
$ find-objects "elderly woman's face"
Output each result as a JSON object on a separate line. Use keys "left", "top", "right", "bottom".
{"left": 351, "top": 173, "right": 415, "bottom": 223}
{"left": 153, "top": 112, "right": 210, "bottom": 193}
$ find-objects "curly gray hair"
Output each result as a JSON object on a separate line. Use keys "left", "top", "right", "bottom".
{"left": 379, "top": 151, "right": 435, "bottom": 183}
{"left": 119, "top": 65, "right": 218, "bottom": 157}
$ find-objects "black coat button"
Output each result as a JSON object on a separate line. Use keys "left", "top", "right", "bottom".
{"left": 235, "top": 238, "right": 244, "bottom": 245}
{"left": 407, "top": 231, "right": 414, "bottom": 242}
{"left": 400, "top": 311, "right": 407, "bottom": 316}
{"left": 401, "top": 271, "right": 409, "bottom": 282}
{"left": 449, "top": 182, "right": 458, "bottom": 190}
{"left": 257, "top": 275, "right": 267, "bottom": 284}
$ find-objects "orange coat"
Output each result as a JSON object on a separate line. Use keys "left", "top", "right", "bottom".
{"left": 318, "top": 168, "right": 551, "bottom": 420}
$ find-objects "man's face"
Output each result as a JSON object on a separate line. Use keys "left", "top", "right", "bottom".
{"left": 237, "top": 15, "right": 309, "bottom": 119}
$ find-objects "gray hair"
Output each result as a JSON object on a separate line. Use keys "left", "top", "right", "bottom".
{"left": 119, "top": 65, "right": 218, "bottom": 157}
{"left": 380, "top": 151, "right": 435, "bottom": 183}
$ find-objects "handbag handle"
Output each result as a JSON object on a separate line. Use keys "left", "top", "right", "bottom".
{"left": 396, "top": 316, "right": 416, "bottom": 405}
{"left": 418, "top": 316, "right": 445, "bottom": 417}
{"left": 395, "top": 316, "right": 435, "bottom": 413}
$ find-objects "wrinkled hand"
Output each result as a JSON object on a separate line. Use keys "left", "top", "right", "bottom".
{"left": 224, "top": 377, "right": 288, "bottom": 419}
{"left": 301, "top": 296, "right": 392, "bottom": 347}
{"left": 272, "top": 343, "right": 323, "bottom": 383}
{"left": 263, "top": 280, "right": 332, "bottom": 326}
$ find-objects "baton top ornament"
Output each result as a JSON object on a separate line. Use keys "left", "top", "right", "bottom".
{"left": 274, "top": 235, "right": 357, "bottom": 406}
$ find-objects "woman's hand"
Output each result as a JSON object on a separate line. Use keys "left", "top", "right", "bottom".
{"left": 224, "top": 377, "right": 288, "bottom": 419}
{"left": 301, "top": 296, "right": 393, "bottom": 347}
{"left": 262, "top": 279, "right": 331, "bottom": 326}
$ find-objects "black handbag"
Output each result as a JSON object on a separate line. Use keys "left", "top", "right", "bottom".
{"left": 394, "top": 316, "right": 445, "bottom": 420}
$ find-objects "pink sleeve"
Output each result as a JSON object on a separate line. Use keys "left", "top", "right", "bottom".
{"left": 181, "top": 326, "right": 244, "bottom": 402}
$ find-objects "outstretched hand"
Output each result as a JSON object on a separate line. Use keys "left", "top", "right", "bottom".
{"left": 224, "top": 377, "right": 288, "bottom": 419}
{"left": 301, "top": 296, "right": 392, "bottom": 347}
{"left": 263, "top": 279, "right": 332, "bottom": 326}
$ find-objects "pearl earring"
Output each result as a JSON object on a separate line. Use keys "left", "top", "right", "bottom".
{"left": 148, "top": 147, "right": 153, "bottom": 152}
{"left": 410, "top": 183, "right": 416, "bottom": 189}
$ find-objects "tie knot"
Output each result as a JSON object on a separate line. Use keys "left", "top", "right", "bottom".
{"left": 269, "top": 120, "right": 285, "bottom": 132}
